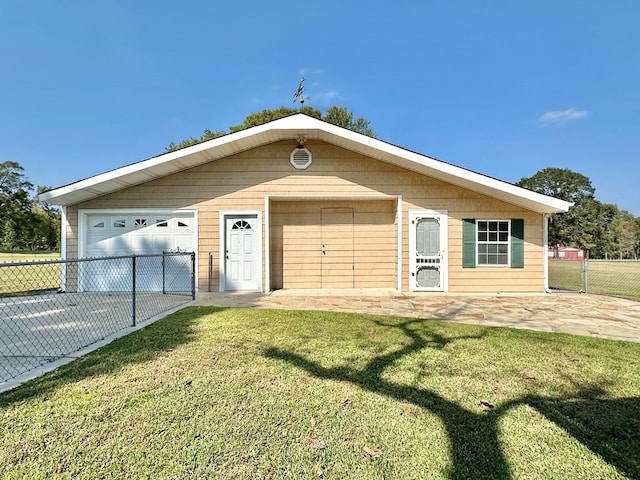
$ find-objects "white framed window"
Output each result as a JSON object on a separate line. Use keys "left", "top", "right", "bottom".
{"left": 232, "top": 220, "right": 252, "bottom": 230}
{"left": 477, "top": 220, "right": 510, "bottom": 266}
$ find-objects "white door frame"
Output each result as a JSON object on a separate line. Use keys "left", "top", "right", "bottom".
{"left": 219, "top": 210, "right": 263, "bottom": 292}
{"left": 409, "top": 209, "right": 448, "bottom": 292}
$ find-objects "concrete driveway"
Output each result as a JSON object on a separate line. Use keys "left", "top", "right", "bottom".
{"left": 1, "top": 291, "right": 192, "bottom": 389}
{"left": 195, "top": 290, "right": 640, "bottom": 343}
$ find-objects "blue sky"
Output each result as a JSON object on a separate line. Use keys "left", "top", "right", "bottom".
{"left": 1, "top": 1, "right": 639, "bottom": 215}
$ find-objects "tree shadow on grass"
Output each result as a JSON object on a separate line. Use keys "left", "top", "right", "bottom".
{"left": 264, "top": 316, "right": 640, "bottom": 480}
{"left": 0, "top": 306, "right": 219, "bottom": 408}
{"left": 524, "top": 385, "right": 640, "bottom": 479}
{"left": 265, "top": 318, "right": 510, "bottom": 479}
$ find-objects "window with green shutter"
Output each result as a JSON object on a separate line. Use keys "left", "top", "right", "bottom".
{"left": 462, "top": 218, "right": 524, "bottom": 268}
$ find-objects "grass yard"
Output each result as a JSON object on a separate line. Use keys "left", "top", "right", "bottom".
{"left": 549, "top": 259, "right": 640, "bottom": 302}
{"left": 0, "top": 253, "right": 62, "bottom": 296}
{"left": 584, "top": 261, "right": 640, "bottom": 301}
{"left": 1, "top": 307, "right": 639, "bottom": 479}
{"left": 0, "top": 252, "right": 60, "bottom": 262}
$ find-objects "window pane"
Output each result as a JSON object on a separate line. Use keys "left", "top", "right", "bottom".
{"left": 476, "top": 220, "right": 511, "bottom": 266}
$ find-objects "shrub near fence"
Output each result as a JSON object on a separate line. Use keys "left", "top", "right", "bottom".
{"left": 548, "top": 259, "right": 640, "bottom": 302}
{"left": 0, "top": 252, "right": 195, "bottom": 388}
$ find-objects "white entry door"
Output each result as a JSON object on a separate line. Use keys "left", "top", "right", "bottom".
{"left": 409, "top": 210, "right": 448, "bottom": 292}
{"left": 224, "top": 215, "right": 259, "bottom": 291}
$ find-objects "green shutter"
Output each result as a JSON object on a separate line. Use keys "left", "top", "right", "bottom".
{"left": 462, "top": 219, "right": 476, "bottom": 268}
{"left": 511, "top": 219, "right": 524, "bottom": 268}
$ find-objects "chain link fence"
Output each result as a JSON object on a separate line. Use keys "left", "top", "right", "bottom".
{"left": 1, "top": 252, "right": 195, "bottom": 387}
{"left": 548, "top": 258, "right": 640, "bottom": 302}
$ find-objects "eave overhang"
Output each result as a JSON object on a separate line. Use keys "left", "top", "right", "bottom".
{"left": 39, "top": 114, "right": 573, "bottom": 214}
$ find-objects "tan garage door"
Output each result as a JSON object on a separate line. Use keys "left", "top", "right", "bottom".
{"left": 270, "top": 200, "right": 396, "bottom": 289}
{"left": 321, "top": 207, "right": 355, "bottom": 288}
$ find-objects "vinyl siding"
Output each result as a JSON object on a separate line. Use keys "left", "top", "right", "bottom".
{"left": 66, "top": 140, "right": 546, "bottom": 293}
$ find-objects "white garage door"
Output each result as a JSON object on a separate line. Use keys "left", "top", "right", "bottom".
{"left": 81, "top": 211, "right": 196, "bottom": 292}
{"left": 86, "top": 212, "right": 195, "bottom": 257}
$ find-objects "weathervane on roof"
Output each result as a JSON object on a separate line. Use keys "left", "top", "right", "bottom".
{"left": 292, "top": 77, "right": 306, "bottom": 110}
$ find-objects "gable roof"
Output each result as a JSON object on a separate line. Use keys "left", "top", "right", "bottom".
{"left": 39, "top": 113, "right": 572, "bottom": 213}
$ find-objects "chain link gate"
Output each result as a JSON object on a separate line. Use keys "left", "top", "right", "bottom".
{"left": 548, "top": 258, "right": 640, "bottom": 302}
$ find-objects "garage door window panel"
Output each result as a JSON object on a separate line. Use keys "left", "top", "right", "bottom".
{"left": 134, "top": 218, "right": 148, "bottom": 229}
{"left": 112, "top": 218, "right": 127, "bottom": 229}
{"left": 91, "top": 218, "right": 106, "bottom": 229}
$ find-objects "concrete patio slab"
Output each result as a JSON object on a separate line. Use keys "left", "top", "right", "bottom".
{"left": 195, "top": 290, "right": 640, "bottom": 343}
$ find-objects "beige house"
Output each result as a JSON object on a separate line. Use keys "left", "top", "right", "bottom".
{"left": 40, "top": 114, "right": 572, "bottom": 294}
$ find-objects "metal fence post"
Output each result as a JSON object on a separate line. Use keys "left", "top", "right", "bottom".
{"left": 208, "top": 252, "right": 213, "bottom": 292}
{"left": 191, "top": 252, "right": 196, "bottom": 300}
{"left": 132, "top": 255, "right": 137, "bottom": 327}
{"left": 162, "top": 252, "right": 166, "bottom": 295}
{"left": 583, "top": 257, "right": 589, "bottom": 294}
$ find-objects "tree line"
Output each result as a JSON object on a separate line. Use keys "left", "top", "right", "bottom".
{"left": 517, "top": 167, "right": 640, "bottom": 259}
{"left": 165, "top": 106, "right": 374, "bottom": 152}
{"left": 0, "top": 161, "right": 60, "bottom": 251}
{"left": 3, "top": 107, "right": 639, "bottom": 259}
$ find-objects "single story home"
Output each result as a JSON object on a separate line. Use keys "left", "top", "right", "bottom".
{"left": 40, "top": 113, "right": 572, "bottom": 294}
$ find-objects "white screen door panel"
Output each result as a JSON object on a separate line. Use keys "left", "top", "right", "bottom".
{"left": 225, "top": 216, "right": 259, "bottom": 291}
{"left": 409, "top": 210, "right": 448, "bottom": 292}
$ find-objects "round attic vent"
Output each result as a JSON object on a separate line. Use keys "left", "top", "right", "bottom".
{"left": 290, "top": 147, "right": 312, "bottom": 169}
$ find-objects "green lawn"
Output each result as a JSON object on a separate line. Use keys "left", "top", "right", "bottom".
{"left": 1, "top": 307, "right": 639, "bottom": 479}
{"left": 0, "top": 252, "right": 62, "bottom": 296}
{"left": 0, "top": 252, "right": 60, "bottom": 263}
{"left": 549, "top": 259, "right": 640, "bottom": 302}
